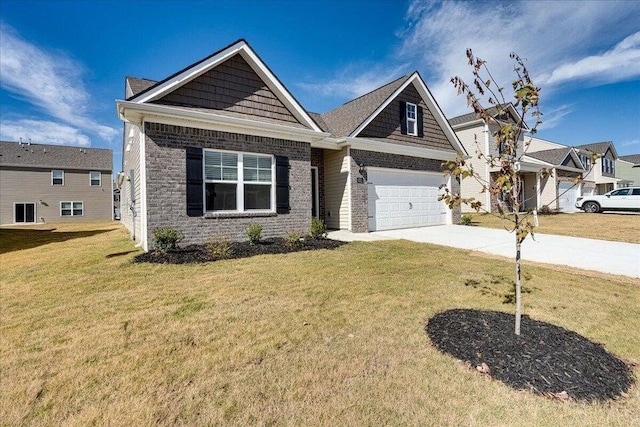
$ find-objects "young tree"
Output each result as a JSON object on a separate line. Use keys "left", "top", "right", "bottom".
{"left": 441, "top": 49, "right": 591, "bottom": 336}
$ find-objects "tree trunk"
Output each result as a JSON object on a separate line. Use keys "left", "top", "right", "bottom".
{"left": 515, "top": 237, "right": 522, "bottom": 336}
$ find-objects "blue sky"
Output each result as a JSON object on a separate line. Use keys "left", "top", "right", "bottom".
{"left": 1, "top": 0, "right": 639, "bottom": 173}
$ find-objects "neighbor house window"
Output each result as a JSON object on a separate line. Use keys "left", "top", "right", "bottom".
{"left": 52, "top": 170, "right": 64, "bottom": 185}
{"left": 601, "top": 158, "right": 614, "bottom": 174}
{"left": 204, "top": 150, "right": 273, "bottom": 212}
{"left": 90, "top": 171, "right": 101, "bottom": 186}
{"left": 61, "top": 201, "right": 84, "bottom": 216}
{"left": 578, "top": 154, "right": 591, "bottom": 170}
{"left": 406, "top": 102, "right": 417, "bottom": 136}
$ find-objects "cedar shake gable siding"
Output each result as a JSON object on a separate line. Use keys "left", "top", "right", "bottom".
{"left": 358, "top": 83, "right": 453, "bottom": 151}
{"left": 151, "top": 54, "right": 306, "bottom": 128}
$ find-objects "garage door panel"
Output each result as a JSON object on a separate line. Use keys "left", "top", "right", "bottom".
{"left": 558, "top": 182, "right": 579, "bottom": 212}
{"left": 368, "top": 169, "right": 448, "bottom": 231}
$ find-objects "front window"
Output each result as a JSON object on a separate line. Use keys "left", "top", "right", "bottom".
{"left": 52, "top": 170, "right": 64, "bottom": 185}
{"left": 90, "top": 171, "right": 101, "bottom": 186}
{"left": 204, "top": 150, "right": 273, "bottom": 212}
{"left": 579, "top": 154, "right": 591, "bottom": 170}
{"left": 406, "top": 102, "right": 417, "bottom": 136}
{"left": 601, "top": 158, "right": 615, "bottom": 174}
{"left": 61, "top": 201, "right": 84, "bottom": 216}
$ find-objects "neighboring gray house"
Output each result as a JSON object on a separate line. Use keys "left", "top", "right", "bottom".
{"left": 617, "top": 154, "right": 640, "bottom": 187}
{"left": 116, "top": 39, "right": 467, "bottom": 251}
{"left": 0, "top": 141, "right": 113, "bottom": 224}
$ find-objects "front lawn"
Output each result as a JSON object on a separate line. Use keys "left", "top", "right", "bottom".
{"left": 1, "top": 222, "right": 639, "bottom": 425}
{"left": 466, "top": 212, "right": 640, "bottom": 243}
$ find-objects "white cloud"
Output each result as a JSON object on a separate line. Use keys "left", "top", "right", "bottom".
{"left": 537, "top": 32, "right": 640, "bottom": 86}
{"left": 0, "top": 23, "right": 118, "bottom": 143}
{"left": 0, "top": 119, "right": 91, "bottom": 146}
{"left": 297, "top": 63, "right": 410, "bottom": 103}
{"left": 537, "top": 104, "right": 574, "bottom": 131}
{"left": 399, "top": 0, "right": 640, "bottom": 119}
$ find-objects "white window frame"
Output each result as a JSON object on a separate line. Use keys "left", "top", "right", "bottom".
{"left": 203, "top": 149, "right": 276, "bottom": 213}
{"left": 406, "top": 102, "right": 417, "bottom": 136}
{"left": 13, "top": 202, "right": 36, "bottom": 224}
{"left": 90, "top": 171, "right": 102, "bottom": 186}
{"left": 60, "top": 201, "right": 84, "bottom": 217}
{"left": 52, "top": 170, "right": 64, "bottom": 186}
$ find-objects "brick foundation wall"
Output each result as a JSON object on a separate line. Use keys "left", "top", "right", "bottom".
{"left": 144, "top": 122, "right": 311, "bottom": 248}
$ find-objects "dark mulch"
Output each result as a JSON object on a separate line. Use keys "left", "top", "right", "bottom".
{"left": 134, "top": 238, "right": 346, "bottom": 264}
{"left": 426, "top": 309, "right": 635, "bottom": 402}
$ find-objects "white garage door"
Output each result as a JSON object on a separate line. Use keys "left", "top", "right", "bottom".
{"left": 367, "top": 169, "right": 449, "bottom": 231}
{"left": 558, "top": 181, "right": 579, "bottom": 212}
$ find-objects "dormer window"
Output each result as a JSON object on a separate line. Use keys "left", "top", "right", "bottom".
{"left": 406, "top": 102, "right": 417, "bottom": 136}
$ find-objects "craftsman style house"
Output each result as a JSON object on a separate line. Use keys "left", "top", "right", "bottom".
{"left": 0, "top": 141, "right": 113, "bottom": 224}
{"left": 116, "top": 39, "right": 467, "bottom": 250}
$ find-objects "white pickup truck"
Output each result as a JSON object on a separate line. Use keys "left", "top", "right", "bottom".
{"left": 575, "top": 187, "right": 640, "bottom": 213}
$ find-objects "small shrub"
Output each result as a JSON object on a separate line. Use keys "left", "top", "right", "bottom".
{"left": 153, "top": 226, "right": 184, "bottom": 254}
{"left": 285, "top": 231, "right": 305, "bottom": 247}
{"left": 537, "top": 205, "right": 558, "bottom": 215}
{"left": 461, "top": 214, "right": 473, "bottom": 226}
{"left": 310, "top": 217, "right": 327, "bottom": 239}
{"left": 206, "top": 238, "right": 234, "bottom": 259}
{"left": 246, "top": 222, "right": 263, "bottom": 245}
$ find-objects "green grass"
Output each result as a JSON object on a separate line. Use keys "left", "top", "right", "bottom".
{"left": 1, "top": 221, "right": 639, "bottom": 426}
{"left": 466, "top": 212, "right": 640, "bottom": 243}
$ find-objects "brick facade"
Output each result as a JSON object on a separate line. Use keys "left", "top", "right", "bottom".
{"left": 349, "top": 149, "right": 461, "bottom": 230}
{"left": 144, "top": 122, "right": 311, "bottom": 248}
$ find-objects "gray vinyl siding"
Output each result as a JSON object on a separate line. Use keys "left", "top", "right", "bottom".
{"left": 0, "top": 167, "right": 112, "bottom": 224}
{"left": 152, "top": 54, "right": 306, "bottom": 128}
{"left": 323, "top": 149, "right": 349, "bottom": 230}
{"left": 358, "top": 83, "right": 453, "bottom": 151}
{"left": 120, "top": 122, "right": 143, "bottom": 242}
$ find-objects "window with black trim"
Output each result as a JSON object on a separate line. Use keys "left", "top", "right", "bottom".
{"left": 204, "top": 150, "right": 274, "bottom": 212}
{"left": 406, "top": 102, "right": 417, "bottom": 136}
{"left": 61, "top": 201, "right": 83, "bottom": 216}
{"left": 52, "top": 170, "right": 64, "bottom": 185}
{"left": 90, "top": 171, "right": 101, "bottom": 186}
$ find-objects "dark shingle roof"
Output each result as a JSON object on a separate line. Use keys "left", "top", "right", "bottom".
{"left": 574, "top": 141, "right": 614, "bottom": 155}
{"left": 526, "top": 147, "right": 573, "bottom": 166}
{"left": 319, "top": 74, "right": 412, "bottom": 137}
{"left": 448, "top": 103, "right": 517, "bottom": 127}
{"left": 126, "top": 76, "right": 158, "bottom": 99}
{"left": 307, "top": 112, "right": 331, "bottom": 133}
{"left": 620, "top": 154, "right": 640, "bottom": 164}
{"left": 0, "top": 141, "right": 112, "bottom": 171}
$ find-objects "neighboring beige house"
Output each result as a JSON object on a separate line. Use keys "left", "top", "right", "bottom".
{"left": 0, "top": 141, "right": 113, "bottom": 224}
{"left": 617, "top": 154, "right": 640, "bottom": 188}
{"left": 116, "top": 39, "right": 466, "bottom": 250}
{"left": 448, "top": 106, "right": 585, "bottom": 213}
{"left": 573, "top": 142, "right": 619, "bottom": 194}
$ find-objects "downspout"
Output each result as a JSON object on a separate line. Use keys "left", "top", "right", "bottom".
{"left": 139, "top": 119, "right": 149, "bottom": 252}
{"left": 484, "top": 122, "right": 491, "bottom": 209}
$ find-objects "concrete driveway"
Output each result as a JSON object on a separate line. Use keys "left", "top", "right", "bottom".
{"left": 329, "top": 225, "right": 640, "bottom": 278}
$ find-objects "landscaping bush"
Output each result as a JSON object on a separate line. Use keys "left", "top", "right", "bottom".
{"left": 246, "top": 222, "right": 263, "bottom": 245}
{"left": 310, "top": 217, "right": 327, "bottom": 239}
{"left": 461, "top": 214, "right": 473, "bottom": 226}
{"left": 206, "top": 238, "right": 234, "bottom": 259}
{"left": 537, "top": 205, "right": 558, "bottom": 215}
{"left": 285, "top": 231, "right": 305, "bottom": 247}
{"left": 153, "top": 226, "right": 184, "bottom": 254}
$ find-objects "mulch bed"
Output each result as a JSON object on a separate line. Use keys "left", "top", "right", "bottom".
{"left": 426, "top": 309, "right": 635, "bottom": 402}
{"left": 134, "top": 238, "right": 346, "bottom": 264}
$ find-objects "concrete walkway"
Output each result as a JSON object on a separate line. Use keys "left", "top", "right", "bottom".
{"left": 328, "top": 225, "right": 640, "bottom": 278}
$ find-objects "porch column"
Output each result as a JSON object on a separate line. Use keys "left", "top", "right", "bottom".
{"left": 536, "top": 172, "right": 541, "bottom": 209}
